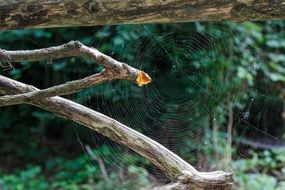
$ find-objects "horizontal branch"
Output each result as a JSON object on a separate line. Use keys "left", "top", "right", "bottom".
{"left": 0, "top": 0, "right": 284, "bottom": 30}
{"left": 0, "top": 75, "right": 234, "bottom": 189}
{"left": 0, "top": 41, "right": 151, "bottom": 106}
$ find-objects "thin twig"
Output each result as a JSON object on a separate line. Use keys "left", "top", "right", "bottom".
{"left": 85, "top": 145, "right": 109, "bottom": 181}
{"left": 0, "top": 70, "right": 111, "bottom": 107}
{"left": 0, "top": 71, "right": 149, "bottom": 107}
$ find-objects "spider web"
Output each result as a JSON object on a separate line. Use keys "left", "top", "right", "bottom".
{"left": 63, "top": 22, "right": 279, "bottom": 187}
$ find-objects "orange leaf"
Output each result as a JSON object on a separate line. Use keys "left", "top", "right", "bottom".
{"left": 136, "top": 71, "right": 152, "bottom": 86}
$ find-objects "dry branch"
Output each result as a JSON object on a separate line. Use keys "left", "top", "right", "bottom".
{"left": 0, "top": 75, "right": 233, "bottom": 189}
{"left": 0, "top": 41, "right": 151, "bottom": 106}
{"left": 0, "top": 0, "right": 285, "bottom": 30}
{"left": 0, "top": 41, "right": 233, "bottom": 189}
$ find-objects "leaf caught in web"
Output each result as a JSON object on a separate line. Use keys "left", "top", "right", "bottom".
{"left": 136, "top": 71, "right": 152, "bottom": 86}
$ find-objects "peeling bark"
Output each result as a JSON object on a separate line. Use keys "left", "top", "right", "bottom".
{"left": 0, "top": 0, "right": 284, "bottom": 30}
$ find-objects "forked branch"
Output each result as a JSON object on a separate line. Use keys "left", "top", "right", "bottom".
{"left": 0, "top": 42, "right": 233, "bottom": 189}
{"left": 0, "top": 41, "right": 151, "bottom": 106}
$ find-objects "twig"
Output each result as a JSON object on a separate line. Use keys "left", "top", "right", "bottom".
{"left": 85, "top": 145, "right": 109, "bottom": 181}
{"left": 0, "top": 70, "right": 110, "bottom": 106}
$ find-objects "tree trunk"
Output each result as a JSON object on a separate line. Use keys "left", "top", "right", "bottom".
{"left": 0, "top": 0, "right": 284, "bottom": 30}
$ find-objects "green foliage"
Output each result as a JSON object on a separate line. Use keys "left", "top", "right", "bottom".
{"left": 0, "top": 149, "right": 150, "bottom": 190}
{"left": 233, "top": 149, "right": 285, "bottom": 173}
{"left": 0, "top": 166, "right": 48, "bottom": 190}
{"left": 233, "top": 149, "right": 285, "bottom": 190}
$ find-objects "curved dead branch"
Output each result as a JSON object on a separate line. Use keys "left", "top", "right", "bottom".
{"left": 0, "top": 75, "right": 233, "bottom": 189}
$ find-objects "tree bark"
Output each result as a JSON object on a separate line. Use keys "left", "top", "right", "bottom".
{"left": 0, "top": 0, "right": 284, "bottom": 30}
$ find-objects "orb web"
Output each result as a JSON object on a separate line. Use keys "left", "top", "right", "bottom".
{"left": 63, "top": 22, "right": 278, "bottom": 187}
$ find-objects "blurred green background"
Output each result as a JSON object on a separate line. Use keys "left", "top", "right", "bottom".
{"left": 0, "top": 21, "right": 284, "bottom": 190}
